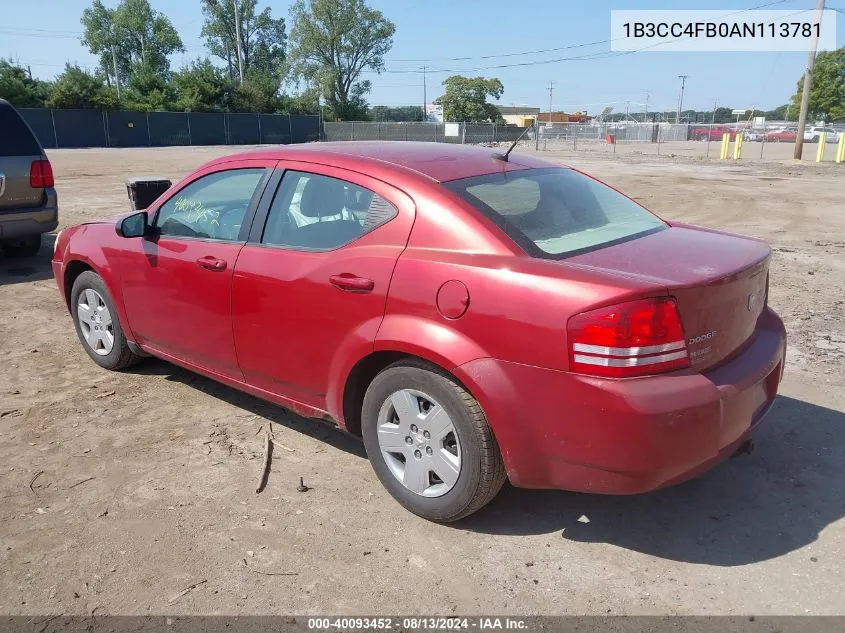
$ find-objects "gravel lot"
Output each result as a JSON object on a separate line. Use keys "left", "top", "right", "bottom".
{"left": 1, "top": 145, "right": 843, "bottom": 616}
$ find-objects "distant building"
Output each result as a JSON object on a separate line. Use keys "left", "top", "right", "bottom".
{"left": 496, "top": 106, "right": 541, "bottom": 126}
{"left": 537, "top": 112, "right": 591, "bottom": 124}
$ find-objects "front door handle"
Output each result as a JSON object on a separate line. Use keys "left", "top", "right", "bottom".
{"left": 329, "top": 273, "right": 374, "bottom": 292}
{"left": 196, "top": 256, "right": 227, "bottom": 271}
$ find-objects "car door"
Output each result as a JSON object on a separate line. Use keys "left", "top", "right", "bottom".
{"left": 117, "top": 159, "right": 274, "bottom": 379}
{"left": 232, "top": 162, "right": 415, "bottom": 411}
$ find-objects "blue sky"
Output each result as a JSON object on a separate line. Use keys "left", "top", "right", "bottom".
{"left": 2, "top": 0, "right": 842, "bottom": 114}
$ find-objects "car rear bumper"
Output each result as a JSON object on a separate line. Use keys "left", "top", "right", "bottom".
{"left": 0, "top": 189, "right": 58, "bottom": 239}
{"left": 456, "top": 307, "right": 786, "bottom": 494}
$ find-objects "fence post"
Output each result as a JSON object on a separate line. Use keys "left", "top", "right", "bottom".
{"left": 535, "top": 121, "right": 539, "bottom": 151}
{"left": 461, "top": 123, "right": 466, "bottom": 144}
{"left": 257, "top": 113, "right": 262, "bottom": 144}
{"left": 493, "top": 123, "right": 496, "bottom": 143}
{"left": 186, "top": 112, "right": 192, "bottom": 145}
{"left": 146, "top": 112, "right": 151, "bottom": 146}
{"left": 102, "top": 110, "right": 109, "bottom": 147}
{"left": 288, "top": 114, "right": 293, "bottom": 144}
{"left": 377, "top": 122, "right": 382, "bottom": 140}
{"left": 350, "top": 121, "right": 354, "bottom": 141}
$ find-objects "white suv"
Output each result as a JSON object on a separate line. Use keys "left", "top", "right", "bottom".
{"left": 803, "top": 126, "right": 838, "bottom": 143}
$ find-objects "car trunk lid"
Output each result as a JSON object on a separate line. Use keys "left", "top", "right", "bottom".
{"left": 565, "top": 224, "right": 770, "bottom": 371}
{"left": 0, "top": 102, "right": 46, "bottom": 211}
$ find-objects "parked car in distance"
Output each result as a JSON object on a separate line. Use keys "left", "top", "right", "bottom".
{"left": 689, "top": 126, "right": 742, "bottom": 141}
{"left": 766, "top": 128, "right": 798, "bottom": 142}
{"left": 52, "top": 142, "right": 786, "bottom": 522}
{"left": 803, "top": 126, "right": 838, "bottom": 143}
{"left": 0, "top": 98, "right": 58, "bottom": 256}
{"left": 744, "top": 129, "right": 765, "bottom": 142}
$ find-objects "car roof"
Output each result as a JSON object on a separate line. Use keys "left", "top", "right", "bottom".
{"left": 210, "top": 141, "right": 557, "bottom": 183}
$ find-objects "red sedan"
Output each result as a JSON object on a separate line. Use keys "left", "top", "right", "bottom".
{"left": 52, "top": 142, "right": 786, "bottom": 521}
{"left": 766, "top": 129, "right": 798, "bottom": 142}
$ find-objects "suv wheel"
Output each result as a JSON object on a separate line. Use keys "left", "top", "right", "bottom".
{"left": 361, "top": 360, "right": 506, "bottom": 522}
{"left": 70, "top": 271, "right": 142, "bottom": 370}
{"left": 1, "top": 236, "right": 41, "bottom": 257}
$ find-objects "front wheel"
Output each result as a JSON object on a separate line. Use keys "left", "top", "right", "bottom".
{"left": 70, "top": 271, "right": 142, "bottom": 370}
{"left": 361, "top": 360, "right": 506, "bottom": 522}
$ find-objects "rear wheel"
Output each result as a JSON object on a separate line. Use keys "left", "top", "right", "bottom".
{"left": 70, "top": 271, "right": 142, "bottom": 370}
{"left": 361, "top": 360, "right": 506, "bottom": 522}
{"left": 1, "top": 235, "right": 41, "bottom": 257}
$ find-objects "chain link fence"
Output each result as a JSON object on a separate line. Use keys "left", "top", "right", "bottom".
{"left": 534, "top": 121, "right": 845, "bottom": 162}
{"left": 324, "top": 121, "right": 530, "bottom": 144}
{"left": 18, "top": 108, "right": 322, "bottom": 149}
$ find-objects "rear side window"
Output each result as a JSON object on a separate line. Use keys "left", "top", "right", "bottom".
{"left": 0, "top": 103, "right": 42, "bottom": 156}
{"left": 261, "top": 171, "right": 398, "bottom": 250}
{"left": 444, "top": 167, "right": 665, "bottom": 258}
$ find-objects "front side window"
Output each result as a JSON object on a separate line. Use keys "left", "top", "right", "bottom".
{"left": 444, "top": 167, "right": 666, "bottom": 258}
{"left": 261, "top": 171, "right": 397, "bottom": 250}
{"left": 155, "top": 168, "right": 265, "bottom": 241}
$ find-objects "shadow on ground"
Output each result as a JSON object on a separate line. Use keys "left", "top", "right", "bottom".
{"left": 459, "top": 395, "right": 844, "bottom": 566}
{"left": 131, "top": 358, "right": 367, "bottom": 459}
{"left": 0, "top": 234, "right": 56, "bottom": 285}
{"left": 127, "top": 356, "right": 844, "bottom": 567}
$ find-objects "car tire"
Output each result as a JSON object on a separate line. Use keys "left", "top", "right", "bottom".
{"left": 361, "top": 360, "right": 506, "bottom": 522}
{"left": 70, "top": 271, "right": 142, "bottom": 371}
{"left": 1, "top": 235, "right": 41, "bottom": 257}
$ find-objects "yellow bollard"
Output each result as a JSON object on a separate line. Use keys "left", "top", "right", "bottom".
{"left": 816, "top": 132, "right": 827, "bottom": 162}
{"left": 720, "top": 133, "right": 730, "bottom": 159}
{"left": 733, "top": 132, "right": 744, "bottom": 160}
{"left": 837, "top": 133, "right": 845, "bottom": 164}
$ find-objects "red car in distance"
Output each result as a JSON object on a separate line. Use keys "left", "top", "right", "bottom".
{"left": 52, "top": 142, "right": 786, "bottom": 521}
{"left": 689, "top": 126, "right": 743, "bottom": 141}
{"left": 766, "top": 128, "right": 798, "bottom": 142}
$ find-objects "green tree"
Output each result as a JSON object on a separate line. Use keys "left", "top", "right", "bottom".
{"left": 434, "top": 76, "right": 504, "bottom": 122}
{"left": 0, "top": 60, "right": 52, "bottom": 107}
{"left": 123, "top": 65, "right": 176, "bottom": 111}
{"left": 46, "top": 64, "right": 118, "bottom": 109}
{"left": 201, "top": 0, "right": 286, "bottom": 81}
{"left": 791, "top": 47, "right": 845, "bottom": 122}
{"left": 288, "top": 0, "right": 395, "bottom": 121}
{"left": 172, "top": 59, "right": 234, "bottom": 112}
{"left": 81, "top": 0, "right": 184, "bottom": 84}
{"left": 370, "top": 105, "right": 423, "bottom": 122}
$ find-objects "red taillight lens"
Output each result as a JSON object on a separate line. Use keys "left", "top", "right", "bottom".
{"left": 30, "top": 159, "right": 54, "bottom": 188}
{"left": 567, "top": 297, "right": 689, "bottom": 378}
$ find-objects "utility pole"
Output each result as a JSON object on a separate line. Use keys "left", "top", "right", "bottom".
{"left": 111, "top": 45, "right": 121, "bottom": 101}
{"left": 233, "top": 0, "right": 245, "bottom": 85}
{"left": 546, "top": 81, "right": 554, "bottom": 125}
{"left": 794, "top": 0, "right": 825, "bottom": 160}
{"left": 644, "top": 91, "right": 649, "bottom": 123}
{"left": 625, "top": 101, "right": 630, "bottom": 121}
{"left": 422, "top": 65, "right": 427, "bottom": 121}
{"left": 676, "top": 75, "right": 688, "bottom": 123}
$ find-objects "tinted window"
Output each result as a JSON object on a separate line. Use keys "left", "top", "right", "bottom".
{"left": 445, "top": 167, "right": 666, "bottom": 258}
{"left": 0, "top": 103, "right": 42, "bottom": 156}
{"left": 262, "top": 171, "right": 397, "bottom": 250}
{"left": 155, "top": 168, "right": 265, "bottom": 241}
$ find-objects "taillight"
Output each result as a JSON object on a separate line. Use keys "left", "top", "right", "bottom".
{"left": 567, "top": 297, "right": 689, "bottom": 378}
{"left": 30, "top": 159, "right": 54, "bottom": 188}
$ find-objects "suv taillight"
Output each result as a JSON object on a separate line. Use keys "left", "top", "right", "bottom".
{"left": 30, "top": 159, "right": 54, "bottom": 188}
{"left": 567, "top": 297, "right": 689, "bottom": 378}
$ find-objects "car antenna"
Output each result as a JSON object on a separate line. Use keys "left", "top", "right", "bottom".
{"left": 492, "top": 125, "right": 532, "bottom": 162}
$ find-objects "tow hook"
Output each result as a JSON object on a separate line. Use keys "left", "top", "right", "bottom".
{"left": 732, "top": 439, "right": 755, "bottom": 458}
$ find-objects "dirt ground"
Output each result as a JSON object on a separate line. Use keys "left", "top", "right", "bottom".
{"left": 1, "top": 145, "right": 843, "bottom": 617}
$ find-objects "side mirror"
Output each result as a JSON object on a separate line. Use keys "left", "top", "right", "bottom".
{"left": 116, "top": 211, "right": 148, "bottom": 238}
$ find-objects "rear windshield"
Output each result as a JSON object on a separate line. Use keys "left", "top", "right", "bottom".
{"left": 444, "top": 167, "right": 666, "bottom": 258}
{"left": 0, "top": 103, "right": 42, "bottom": 156}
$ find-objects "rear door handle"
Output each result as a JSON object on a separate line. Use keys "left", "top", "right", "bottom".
{"left": 196, "top": 256, "right": 227, "bottom": 271}
{"left": 329, "top": 274, "right": 374, "bottom": 292}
